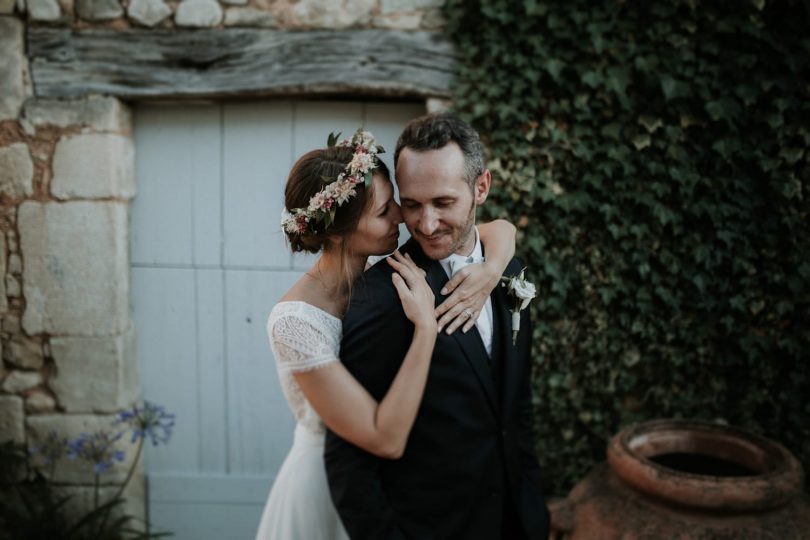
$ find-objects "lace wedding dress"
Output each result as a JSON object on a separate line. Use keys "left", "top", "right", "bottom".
{"left": 255, "top": 301, "right": 349, "bottom": 540}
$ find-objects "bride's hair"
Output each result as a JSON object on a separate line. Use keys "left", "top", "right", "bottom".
{"left": 283, "top": 146, "right": 390, "bottom": 254}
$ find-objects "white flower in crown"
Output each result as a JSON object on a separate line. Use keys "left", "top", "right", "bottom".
{"left": 500, "top": 268, "right": 537, "bottom": 345}
{"left": 281, "top": 128, "right": 384, "bottom": 236}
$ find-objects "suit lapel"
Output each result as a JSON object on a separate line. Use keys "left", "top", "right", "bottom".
{"left": 404, "top": 240, "right": 499, "bottom": 414}
{"left": 491, "top": 259, "right": 524, "bottom": 419}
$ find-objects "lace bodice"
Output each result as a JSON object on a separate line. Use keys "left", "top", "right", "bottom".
{"left": 266, "top": 301, "right": 342, "bottom": 435}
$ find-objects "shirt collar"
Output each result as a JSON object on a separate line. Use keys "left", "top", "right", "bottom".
{"left": 439, "top": 226, "right": 483, "bottom": 277}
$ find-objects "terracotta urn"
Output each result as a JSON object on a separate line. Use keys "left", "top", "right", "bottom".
{"left": 550, "top": 419, "right": 810, "bottom": 539}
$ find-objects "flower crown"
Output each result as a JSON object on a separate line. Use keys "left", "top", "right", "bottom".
{"left": 282, "top": 128, "right": 384, "bottom": 236}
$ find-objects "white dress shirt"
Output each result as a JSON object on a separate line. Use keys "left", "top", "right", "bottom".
{"left": 439, "top": 227, "right": 494, "bottom": 356}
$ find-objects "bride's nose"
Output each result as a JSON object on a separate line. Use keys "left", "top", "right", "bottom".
{"left": 391, "top": 203, "right": 403, "bottom": 224}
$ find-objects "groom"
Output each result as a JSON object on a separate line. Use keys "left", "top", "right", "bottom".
{"left": 324, "top": 113, "right": 550, "bottom": 539}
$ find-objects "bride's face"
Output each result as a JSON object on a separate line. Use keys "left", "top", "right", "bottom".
{"left": 345, "top": 174, "right": 402, "bottom": 257}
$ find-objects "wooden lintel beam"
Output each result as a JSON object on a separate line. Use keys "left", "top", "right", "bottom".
{"left": 27, "top": 28, "right": 456, "bottom": 100}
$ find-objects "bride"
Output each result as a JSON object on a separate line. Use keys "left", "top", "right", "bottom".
{"left": 256, "top": 129, "right": 516, "bottom": 539}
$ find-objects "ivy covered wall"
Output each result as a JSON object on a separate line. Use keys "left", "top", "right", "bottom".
{"left": 444, "top": 0, "right": 809, "bottom": 494}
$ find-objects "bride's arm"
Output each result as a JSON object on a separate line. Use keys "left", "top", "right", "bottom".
{"left": 435, "top": 218, "right": 516, "bottom": 333}
{"left": 293, "top": 251, "right": 436, "bottom": 459}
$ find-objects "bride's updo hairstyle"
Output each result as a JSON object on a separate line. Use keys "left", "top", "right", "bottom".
{"left": 283, "top": 145, "right": 391, "bottom": 254}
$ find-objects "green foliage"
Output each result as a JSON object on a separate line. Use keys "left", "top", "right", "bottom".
{"left": 444, "top": 0, "right": 810, "bottom": 495}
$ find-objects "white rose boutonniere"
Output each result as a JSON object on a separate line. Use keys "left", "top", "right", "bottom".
{"left": 501, "top": 268, "right": 537, "bottom": 345}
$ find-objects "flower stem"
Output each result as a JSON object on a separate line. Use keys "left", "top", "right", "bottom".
{"left": 112, "top": 435, "right": 143, "bottom": 503}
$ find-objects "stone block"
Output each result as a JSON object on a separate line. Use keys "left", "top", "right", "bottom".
{"left": 373, "top": 11, "right": 420, "bottom": 30}
{"left": 175, "top": 0, "right": 222, "bottom": 27}
{"left": 25, "top": 389, "right": 56, "bottom": 413}
{"left": 224, "top": 6, "right": 276, "bottom": 27}
{"left": 0, "top": 143, "right": 34, "bottom": 199}
{"left": 380, "top": 0, "right": 442, "bottom": 12}
{"left": 5, "top": 273, "right": 21, "bottom": 297}
{"left": 127, "top": 0, "right": 171, "bottom": 27}
{"left": 50, "top": 327, "right": 139, "bottom": 413}
{"left": 28, "top": 0, "right": 61, "bottom": 19}
{"left": 27, "top": 414, "right": 139, "bottom": 484}
{"left": 3, "top": 337, "right": 44, "bottom": 369}
{"left": 289, "top": 0, "right": 373, "bottom": 28}
{"left": 0, "top": 18, "right": 28, "bottom": 121}
{"left": 23, "top": 96, "right": 132, "bottom": 132}
{"left": 76, "top": 0, "right": 122, "bottom": 19}
{"left": 0, "top": 395, "right": 24, "bottom": 444}
{"left": 2, "top": 369, "right": 43, "bottom": 393}
{"left": 9, "top": 253, "right": 22, "bottom": 274}
{"left": 52, "top": 134, "right": 135, "bottom": 200}
{"left": 2, "top": 312, "right": 21, "bottom": 334}
{"left": 54, "top": 474, "right": 146, "bottom": 529}
{"left": 20, "top": 201, "right": 131, "bottom": 336}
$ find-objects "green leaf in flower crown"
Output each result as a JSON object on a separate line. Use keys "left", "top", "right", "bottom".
{"left": 321, "top": 175, "right": 333, "bottom": 184}
{"left": 329, "top": 207, "right": 337, "bottom": 224}
{"left": 376, "top": 145, "right": 386, "bottom": 154}
{"left": 322, "top": 211, "right": 332, "bottom": 228}
{"left": 364, "top": 171, "right": 373, "bottom": 187}
{"left": 327, "top": 132, "right": 342, "bottom": 148}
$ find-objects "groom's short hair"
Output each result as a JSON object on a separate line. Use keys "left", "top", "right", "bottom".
{"left": 394, "top": 112, "right": 485, "bottom": 189}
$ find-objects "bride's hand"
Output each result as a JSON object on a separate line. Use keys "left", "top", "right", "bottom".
{"left": 387, "top": 251, "right": 437, "bottom": 332}
{"left": 434, "top": 261, "right": 500, "bottom": 334}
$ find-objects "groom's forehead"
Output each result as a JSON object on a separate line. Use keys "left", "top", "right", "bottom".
{"left": 395, "top": 144, "right": 466, "bottom": 185}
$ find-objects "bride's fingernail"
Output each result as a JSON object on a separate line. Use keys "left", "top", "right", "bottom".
{"left": 440, "top": 287, "right": 448, "bottom": 295}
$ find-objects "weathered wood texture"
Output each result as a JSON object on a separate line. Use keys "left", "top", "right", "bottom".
{"left": 27, "top": 28, "right": 457, "bottom": 100}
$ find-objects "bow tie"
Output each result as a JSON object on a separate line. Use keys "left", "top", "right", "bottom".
{"left": 449, "top": 256, "right": 485, "bottom": 277}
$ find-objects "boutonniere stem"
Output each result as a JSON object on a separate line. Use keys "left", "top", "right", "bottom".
{"left": 501, "top": 268, "right": 537, "bottom": 344}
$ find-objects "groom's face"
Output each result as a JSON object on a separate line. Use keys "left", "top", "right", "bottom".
{"left": 397, "top": 142, "right": 490, "bottom": 260}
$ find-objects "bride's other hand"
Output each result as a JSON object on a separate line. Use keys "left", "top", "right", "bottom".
{"left": 387, "top": 251, "right": 437, "bottom": 332}
{"left": 435, "top": 260, "right": 501, "bottom": 334}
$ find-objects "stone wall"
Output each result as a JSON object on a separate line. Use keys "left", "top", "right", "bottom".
{"left": 1, "top": 13, "right": 142, "bottom": 524}
{"left": 12, "top": 0, "right": 444, "bottom": 29}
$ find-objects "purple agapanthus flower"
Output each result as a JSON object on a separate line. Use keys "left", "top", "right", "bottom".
{"left": 29, "top": 430, "right": 68, "bottom": 466}
{"left": 66, "top": 431, "right": 126, "bottom": 475}
{"left": 113, "top": 401, "right": 175, "bottom": 447}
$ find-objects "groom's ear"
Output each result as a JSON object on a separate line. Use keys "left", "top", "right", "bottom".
{"left": 473, "top": 169, "right": 492, "bottom": 205}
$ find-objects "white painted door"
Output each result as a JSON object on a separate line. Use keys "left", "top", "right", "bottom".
{"left": 131, "top": 100, "right": 425, "bottom": 540}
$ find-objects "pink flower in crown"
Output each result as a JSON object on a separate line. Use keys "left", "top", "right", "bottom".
{"left": 349, "top": 151, "right": 375, "bottom": 174}
{"left": 334, "top": 182, "right": 357, "bottom": 204}
{"left": 283, "top": 213, "right": 309, "bottom": 234}
{"left": 308, "top": 191, "right": 327, "bottom": 212}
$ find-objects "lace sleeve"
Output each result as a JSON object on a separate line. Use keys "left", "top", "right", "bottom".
{"left": 268, "top": 313, "right": 340, "bottom": 373}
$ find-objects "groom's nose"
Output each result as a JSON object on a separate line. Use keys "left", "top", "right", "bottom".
{"left": 416, "top": 207, "right": 439, "bottom": 236}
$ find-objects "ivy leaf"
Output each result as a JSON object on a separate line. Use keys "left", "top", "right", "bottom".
{"left": 705, "top": 97, "right": 742, "bottom": 125}
{"left": 660, "top": 76, "right": 691, "bottom": 100}
{"left": 632, "top": 134, "right": 651, "bottom": 151}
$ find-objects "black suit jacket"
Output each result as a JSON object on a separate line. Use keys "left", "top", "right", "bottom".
{"left": 325, "top": 239, "right": 549, "bottom": 539}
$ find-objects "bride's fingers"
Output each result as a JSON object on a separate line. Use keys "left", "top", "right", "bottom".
{"left": 391, "top": 272, "right": 411, "bottom": 301}
{"left": 440, "top": 266, "right": 470, "bottom": 297}
{"left": 445, "top": 308, "right": 475, "bottom": 335}
{"left": 437, "top": 302, "right": 467, "bottom": 333}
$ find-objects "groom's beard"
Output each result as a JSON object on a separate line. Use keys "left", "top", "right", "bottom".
{"left": 416, "top": 198, "right": 477, "bottom": 261}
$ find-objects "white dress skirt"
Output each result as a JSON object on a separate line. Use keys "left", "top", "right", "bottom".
{"left": 255, "top": 301, "right": 350, "bottom": 540}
